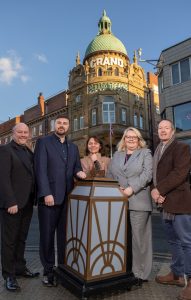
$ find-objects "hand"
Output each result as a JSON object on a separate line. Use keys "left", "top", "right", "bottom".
{"left": 76, "top": 171, "right": 87, "bottom": 179}
{"left": 44, "top": 195, "right": 54, "bottom": 206}
{"left": 7, "top": 205, "right": 18, "bottom": 214}
{"left": 157, "top": 195, "right": 166, "bottom": 204}
{"left": 120, "top": 186, "right": 133, "bottom": 197}
{"left": 151, "top": 188, "right": 160, "bottom": 202}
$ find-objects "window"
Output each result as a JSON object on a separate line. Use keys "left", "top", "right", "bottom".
{"left": 135, "top": 94, "right": 140, "bottom": 101}
{"left": 134, "top": 113, "right": 138, "bottom": 127}
{"left": 102, "top": 96, "right": 115, "bottom": 124}
{"left": 174, "top": 102, "right": 191, "bottom": 131}
{"left": 50, "top": 119, "right": 55, "bottom": 132}
{"left": 98, "top": 68, "right": 102, "bottom": 76}
{"left": 172, "top": 58, "right": 191, "bottom": 85}
{"left": 121, "top": 108, "right": 126, "bottom": 124}
{"left": 158, "top": 73, "right": 164, "bottom": 92}
{"left": 79, "top": 116, "right": 84, "bottom": 129}
{"left": 74, "top": 118, "right": 78, "bottom": 131}
{"left": 140, "top": 115, "right": 144, "bottom": 129}
{"left": 92, "top": 109, "right": 97, "bottom": 126}
{"left": 32, "top": 127, "right": 36, "bottom": 137}
{"left": 39, "top": 124, "right": 43, "bottom": 135}
{"left": 114, "top": 67, "right": 119, "bottom": 76}
{"left": 75, "top": 95, "right": 81, "bottom": 103}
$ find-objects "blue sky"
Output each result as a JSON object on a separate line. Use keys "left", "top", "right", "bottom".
{"left": 0, "top": 0, "right": 190, "bottom": 121}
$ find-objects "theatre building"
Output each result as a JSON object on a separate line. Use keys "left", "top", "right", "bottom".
{"left": 0, "top": 11, "right": 159, "bottom": 155}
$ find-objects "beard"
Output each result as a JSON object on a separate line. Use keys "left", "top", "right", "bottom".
{"left": 55, "top": 127, "right": 66, "bottom": 136}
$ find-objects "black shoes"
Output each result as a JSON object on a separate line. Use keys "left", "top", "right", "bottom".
{"left": 42, "top": 273, "right": 57, "bottom": 287}
{"left": 16, "top": 268, "right": 40, "bottom": 278}
{"left": 5, "top": 277, "right": 21, "bottom": 292}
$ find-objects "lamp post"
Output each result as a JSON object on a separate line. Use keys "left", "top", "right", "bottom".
{"left": 137, "top": 48, "right": 159, "bottom": 67}
{"left": 136, "top": 48, "right": 163, "bottom": 152}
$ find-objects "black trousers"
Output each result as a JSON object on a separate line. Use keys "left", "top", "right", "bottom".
{"left": 1, "top": 201, "right": 33, "bottom": 278}
{"left": 38, "top": 201, "right": 67, "bottom": 275}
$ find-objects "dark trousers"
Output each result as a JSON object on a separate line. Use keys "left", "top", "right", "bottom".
{"left": 163, "top": 214, "right": 191, "bottom": 277}
{"left": 38, "top": 201, "right": 67, "bottom": 275}
{"left": 1, "top": 201, "right": 33, "bottom": 278}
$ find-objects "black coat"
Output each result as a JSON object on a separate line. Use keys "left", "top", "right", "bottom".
{"left": 0, "top": 140, "right": 35, "bottom": 209}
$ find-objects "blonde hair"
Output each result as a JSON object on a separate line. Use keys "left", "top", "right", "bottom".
{"left": 117, "top": 127, "right": 147, "bottom": 151}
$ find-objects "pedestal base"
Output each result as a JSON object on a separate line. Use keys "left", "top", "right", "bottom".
{"left": 55, "top": 265, "right": 138, "bottom": 299}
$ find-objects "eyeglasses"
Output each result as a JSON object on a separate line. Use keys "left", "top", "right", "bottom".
{"left": 125, "top": 136, "right": 138, "bottom": 141}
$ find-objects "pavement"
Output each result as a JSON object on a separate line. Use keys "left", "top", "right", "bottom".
{"left": 0, "top": 250, "right": 183, "bottom": 300}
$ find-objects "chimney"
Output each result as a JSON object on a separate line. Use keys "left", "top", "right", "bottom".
{"left": 38, "top": 92, "right": 45, "bottom": 116}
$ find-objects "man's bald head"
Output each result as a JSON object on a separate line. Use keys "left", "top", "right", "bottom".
{"left": 12, "top": 123, "right": 30, "bottom": 146}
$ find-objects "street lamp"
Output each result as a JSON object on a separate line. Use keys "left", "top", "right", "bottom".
{"left": 137, "top": 48, "right": 159, "bottom": 67}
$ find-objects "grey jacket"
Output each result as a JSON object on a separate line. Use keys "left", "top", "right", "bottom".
{"left": 107, "top": 148, "right": 153, "bottom": 211}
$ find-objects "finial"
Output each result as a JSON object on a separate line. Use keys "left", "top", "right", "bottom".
{"left": 76, "top": 52, "right": 80, "bottom": 66}
{"left": 103, "top": 9, "right": 106, "bottom": 16}
{"left": 133, "top": 50, "right": 138, "bottom": 64}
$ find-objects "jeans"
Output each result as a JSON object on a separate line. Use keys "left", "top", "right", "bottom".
{"left": 163, "top": 214, "right": 191, "bottom": 277}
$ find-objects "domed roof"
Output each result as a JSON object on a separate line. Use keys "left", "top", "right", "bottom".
{"left": 84, "top": 10, "right": 127, "bottom": 59}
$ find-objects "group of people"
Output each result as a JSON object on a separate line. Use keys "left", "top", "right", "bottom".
{"left": 0, "top": 115, "right": 190, "bottom": 300}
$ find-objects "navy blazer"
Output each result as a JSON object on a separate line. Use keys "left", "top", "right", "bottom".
{"left": 34, "top": 134, "right": 82, "bottom": 205}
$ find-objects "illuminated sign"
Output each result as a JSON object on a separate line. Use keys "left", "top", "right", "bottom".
{"left": 90, "top": 57, "right": 124, "bottom": 68}
{"left": 88, "top": 82, "right": 128, "bottom": 94}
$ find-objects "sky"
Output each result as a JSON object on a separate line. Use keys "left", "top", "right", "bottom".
{"left": 0, "top": 0, "right": 191, "bottom": 122}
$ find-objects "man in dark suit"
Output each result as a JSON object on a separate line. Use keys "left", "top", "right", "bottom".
{"left": 34, "top": 115, "right": 86, "bottom": 287}
{"left": 151, "top": 119, "right": 191, "bottom": 300}
{"left": 0, "top": 123, "right": 39, "bottom": 292}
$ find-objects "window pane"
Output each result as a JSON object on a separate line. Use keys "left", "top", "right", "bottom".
{"left": 180, "top": 59, "right": 190, "bottom": 83}
{"left": 92, "top": 109, "right": 96, "bottom": 126}
{"left": 103, "top": 112, "right": 108, "bottom": 123}
{"left": 121, "top": 108, "right": 126, "bottom": 124}
{"left": 140, "top": 115, "right": 143, "bottom": 129}
{"left": 109, "top": 103, "right": 115, "bottom": 111}
{"left": 134, "top": 113, "right": 138, "bottom": 127}
{"left": 103, "top": 103, "right": 108, "bottom": 111}
{"left": 174, "top": 102, "right": 191, "bottom": 131}
{"left": 172, "top": 63, "right": 180, "bottom": 85}
{"left": 110, "top": 112, "right": 115, "bottom": 123}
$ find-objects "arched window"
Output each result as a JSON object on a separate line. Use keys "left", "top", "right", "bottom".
{"left": 114, "top": 67, "right": 119, "bottom": 76}
{"left": 140, "top": 115, "right": 144, "bottom": 129}
{"left": 91, "top": 109, "right": 97, "bottom": 126}
{"left": 98, "top": 68, "right": 102, "bottom": 76}
{"left": 134, "top": 113, "right": 138, "bottom": 127}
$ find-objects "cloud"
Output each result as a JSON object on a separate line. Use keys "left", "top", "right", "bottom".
{"left": 0, "top": 51, "right": 28, "bottom": 85}
{"left": 35, "top": 53, "right": 48, "bottom": 63}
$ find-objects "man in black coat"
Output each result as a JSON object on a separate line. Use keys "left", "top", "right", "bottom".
{"left": 34, "top": 115, "right": 86, "bottom": 287}
{"left": 0, "top": 123, "right": 39, "bottom": 292}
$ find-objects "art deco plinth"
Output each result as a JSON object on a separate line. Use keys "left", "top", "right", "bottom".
{"left": 56, "top": 178, "right": 135, "bottom": 298}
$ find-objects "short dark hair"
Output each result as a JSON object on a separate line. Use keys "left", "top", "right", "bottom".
{"left": 85, "top": 136, "right": 105, "bottom": 156}
{"left": 158, "top": 119, "right": 175, "bottom": 130}
{"left": 55, "top": 115, "right": 69, "bottom": 122}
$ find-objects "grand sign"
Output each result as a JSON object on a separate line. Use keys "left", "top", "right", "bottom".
{"left": 90, "top": 57, "right": 124, "bottom": 68}
{"left": 88, "top": 82, "right": 128, "bottom": 94}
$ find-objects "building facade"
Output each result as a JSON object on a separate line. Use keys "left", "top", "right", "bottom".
{"left": 0, "top": 11, "right": 159, "bottom": 155}
{"left": 158, "top": 37, "right": 191, "bottom": 148}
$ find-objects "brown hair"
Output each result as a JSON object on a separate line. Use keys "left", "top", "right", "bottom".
{"left": 85, "top": 136, "right": 105, "bottom": 156}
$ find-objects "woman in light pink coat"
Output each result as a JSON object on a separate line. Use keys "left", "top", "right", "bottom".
{"left": 81, "top": 136, "right": 110, "bottom": 177}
